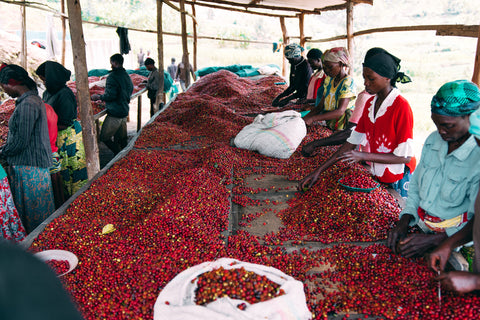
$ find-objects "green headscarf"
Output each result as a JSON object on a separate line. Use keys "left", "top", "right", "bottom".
{"left": 431, "top": 80, "right": 480, "bottom": 117}
{"left": 469, "top": 108, "right": 480, "bottom": 139}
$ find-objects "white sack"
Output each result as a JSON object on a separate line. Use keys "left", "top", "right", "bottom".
{"left": 233, "top": 110, "right": 306, "bottom": 159}
{"left": 153, "top": 258, "right": 311, "bottom": 320}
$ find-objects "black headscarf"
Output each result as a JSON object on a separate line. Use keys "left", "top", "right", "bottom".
{"left": 363, "top": 47, "right": 411, "bottom": 86}
{"left": 36, "top": 61, "right": 71, "bottom": 94}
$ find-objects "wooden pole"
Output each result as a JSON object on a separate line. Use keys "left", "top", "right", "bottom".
{"left": 346, "top": 0, "right": 354, "bottom": 75}
{"left": 20, "top": 2, "right": 27, "bottom": 69}
{"left": 280, "top": 16, "right": 288, "bottom": 78}
{"left": 299, "top": 13, "right": 305, "bottom": 49}
{"left": 156, "top": 0, "right": 165, "bottom": 110}
{"left": 472, "top": 23, "right": 480, "bottom": 86}
{"left": 61, "top": 0, "right": 66, "bottom": 65}
{"left": 191, "top": 2, "right": 198, "bottom": 72}
{"left": 180, "top": 0, "right": 191, "bottom": 88}
{"left": 66, "top": 0, "right": 100, "bottom": 179}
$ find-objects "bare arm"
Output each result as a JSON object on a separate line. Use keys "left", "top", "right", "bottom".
{"left": 298, "top": 142, "right": 356, "bottom": 190}
{"left": 304, "top": 97, "right": 350, "bottom": 125}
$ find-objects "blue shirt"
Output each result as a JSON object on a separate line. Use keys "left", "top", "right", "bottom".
{"left": 400, "top": 131, "right": 480, "bottom": 235}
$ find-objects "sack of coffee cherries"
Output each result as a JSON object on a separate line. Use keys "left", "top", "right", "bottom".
{"left": 153, "top": 257, "right": 311, "bottom": 320}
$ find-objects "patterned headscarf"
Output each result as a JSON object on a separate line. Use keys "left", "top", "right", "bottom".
{"left": 431, "top": 80, "right": 480, "bottom": 117}
{"left": 323, "top": 47, "right": 350, "bottom": 67}
{"left": 363, "top": 47, "right": 411, "bottom": 85}
{"left": 284, "top": 43, "right": 303, "bottom": 59}
{"left": 469, "top": 108, "right": 480, "bottom": 139}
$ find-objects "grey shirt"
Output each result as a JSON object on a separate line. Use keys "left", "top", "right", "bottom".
{"left": 1, "top": 90, "right": 52, "bottom": 168}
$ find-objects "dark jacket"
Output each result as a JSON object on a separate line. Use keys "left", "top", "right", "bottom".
{"left": 279, "top": 58, "right": 312, "bottom": 100}
{"left": 100, "top": 67, "right": 133, "bottom": 118}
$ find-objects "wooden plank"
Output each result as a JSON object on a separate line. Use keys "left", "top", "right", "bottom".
{"left": 172, "top": 0, "right": 322, "bottom": 14}
{"left": 473, "top": 24, "right": 480, "bottom": 86}
{"left": 192, "top": 2, "right": 198, "bottom": 72}
{"left": 61, "top": 0, "right": 66, "bottom": 65}
{"left": 309, "top": 24, "right": 480, "bottom": 43}
{"left": 156, "top": 0, "right": 165, "bottom": 112}
{"left": 66, "top": 0, "right": 100, "bottom": 179}
{"left": 20, "top": 3, "right": 27, "bottom": 69}
{"left": 137, "top": 95, "right": 142, "bottom": 132}
{"left": 346, "top": 0, "right": 354, "bottom": 75}
{"left": 180, "top": 0, "right": 193, "bottom": 88}
{"left": 280, "top": 16, "right": 288, "bottom": 78}
{"left": 299, "top": 13, "right": 305, "bottom": 48}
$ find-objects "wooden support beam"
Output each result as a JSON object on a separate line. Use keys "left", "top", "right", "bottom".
{"left": 156, "top": 0, "right": 165, "bottom": 111}
{"left": 473, "top": 24, "right": 480, "bottom": 86}
{"left": 170, "top": 0, "right": 322, "bottom": 15}
{"left": 60, "top": 0, "right": 66, "bottom": 65}
{"left": 20, "top": 2, "right": 27, "bottom": 69}
{"left": 280, "top": 16, "right": 288, "bottom": 78}
{"left": 137, "top": 95, "right": 142, "bottom": 131}
{"left": 66, "top": 0, "right": 100, "bottom": 179}
{"left": 180, "top": 0, "right": 192, "bottom": 88}
{"left": 191, "top": 2, "right": 198, "bottom": 72}
{"left": 346, "top": 0, "right": 354, "bottom": 75}
{"left": 298, "top": 13, "right": 305, "bottom": 48}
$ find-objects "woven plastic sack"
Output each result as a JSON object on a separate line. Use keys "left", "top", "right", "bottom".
{"left": 233, "top": 110, "right": 306, "bottom": 159}
{"left": 153, "top": 258, "right": 311, "bottom": 320}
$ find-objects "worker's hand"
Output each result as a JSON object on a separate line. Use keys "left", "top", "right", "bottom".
{"left": 338, "top": 150, "right": 364, "bottom": 164}
{"left": 397, "top": 233, "right": 440, "bottom": 258}
{"left": 301, "top": 141, "right": 317, "bottom": 157}
{"left": 303, "top": 116, "right": 314, "bottom": 126}
{"left": 429, "top": 242, "right": 453, "bottom": 272}
{"left": 91, "top": 94, "right": 101, "bottom": 101}
{"left": 436, "top": 271, "right": 480, "bottom": 293}
{"left": 387, "top": 217, "right": 410, "bottom": 254}
{"left": 298, "top": 169, "right": 322, "bottom": 191}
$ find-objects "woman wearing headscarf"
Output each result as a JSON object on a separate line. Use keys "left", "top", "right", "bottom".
{"left": 303, "top": 48, "right": 326, "bottom": 103}
{"left": 388, "top": 80, "right": 480, "bottom": 259}
{"left": 303, "top": 47, "right": 356, "bottom": 130}
{"left": 0, "top": 64, "right": 55, "bottom": 233}
{"left": 36, "top": 61, "right": 88, "bottom": 198}
{"left": 271, "top": 43, "right": 312, "bottom": 108}
{"left": 429, "top": 107, "right": 480, "bottom": 293}
{"left": 299, "top": 47, "right": 416, "bottom": 197}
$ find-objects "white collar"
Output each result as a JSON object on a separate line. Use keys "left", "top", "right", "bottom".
{"left": 368, "top": 87, "right": 401, "bottom": 123}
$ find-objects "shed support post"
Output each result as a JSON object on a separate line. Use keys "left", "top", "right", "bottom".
{"left": 20, "top": 3, "right": 27, "bottom": 69}
{"left": 61, "top": 0, "right": 67, "bottom": 65}
{"left": 346, "top": 0, "right": 354, "bottom": 75}
{"left": 191, "top": 2, "right": 198, "bottom": 72}
{"left": 299, "top": 13, "right": 305, "bottom": 49}
{"left": 472, "top": 23, "right": 480, "bottom": 86}
{"left": 156, "top": 0, "right": 165, "bottom": 112}
{"left": 180, "top": 0, "right": 192, "bottom": 88}
{"left": 66, "top": 0, "right": 100, "bottom": 178}
{"left": 280, "top": 16, "right": 289, "bottom": 78}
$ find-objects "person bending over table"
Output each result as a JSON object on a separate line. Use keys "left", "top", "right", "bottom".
{"left": 271, "top": 43, "right": 312, "bottom": 108}
{"left": 299, "top": 47, "right": 415, "bottom": 199}
{"left": 388, "top": 80, "right": 480, "bottom": 258}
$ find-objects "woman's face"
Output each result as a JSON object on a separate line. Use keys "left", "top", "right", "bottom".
{"left": 323, "top": 61, "right": 342, "bottom": 78}
{"left": 0, "top": 83, "right": 17, "bottom": 98}
{"left": 431, "top": 113, "right": 471, "bottom": 142}
{"left": 362, "top": 67, "right": 390, "bottom": 95}
{"left": 308, "top": 58, "right": 322, "bottom": 70}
